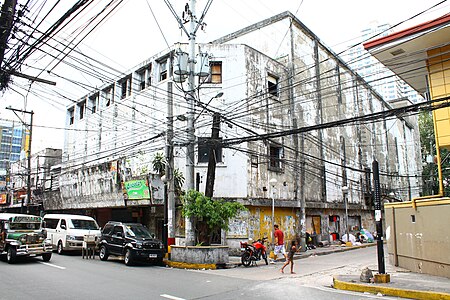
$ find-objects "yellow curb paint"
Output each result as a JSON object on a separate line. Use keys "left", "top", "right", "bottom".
{"left": 166, "top": 260, "right": 217, "bottom": 270}
{"left": 333, "top": 277, "right": 450, "bottom": 300}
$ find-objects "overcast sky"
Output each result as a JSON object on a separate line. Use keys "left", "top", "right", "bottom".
{"left": 1, "top": 0, "right": 448, "bottom": 153}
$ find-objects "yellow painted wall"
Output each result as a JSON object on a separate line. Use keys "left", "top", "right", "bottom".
{"left": 227, "top": 206, "right": 298, "bottom": 245}
{"left": 428, "top": 45, "right": 450, "bottom": 149}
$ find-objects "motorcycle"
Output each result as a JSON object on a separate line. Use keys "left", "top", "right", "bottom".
{"left": 240, "top": 237, "right": 268, "bottom": 267}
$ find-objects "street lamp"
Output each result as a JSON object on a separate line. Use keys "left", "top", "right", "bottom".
{"left": 342, "top": 185, "right": 349, "bottom": 243}
{"left": 194, "top": 92, "right": 224, "bottom": 122}
{"left": 269, "top": 178, "right": 277, "bottom": 241}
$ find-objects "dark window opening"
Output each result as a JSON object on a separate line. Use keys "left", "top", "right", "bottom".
{"left": 137, "top": 64, "right": 152, "bottom": 90}
{"left": 160, "top": 60, "right": 168, "bottom": 81}
{"left": 268, "top": 74, "right": 279, "bottom": 97}
{"left": 89, "top": 93, "right": 98, "bottom": 114}
{"left": 269, "top": 145, "right": 282, "bottom": 170}
{"left": 78, "top": 101, "right": 86, "bottom": 120}
{"left": 120, "top": 76, "right": 132, "bottom": 99}
{"left": 103, "top": 85, "right": 114, "bottom": 107}
{"left": 68, "top": 108, "right": 74, "bottom": 125}
{"left": 198, "top": 137, "right": 223, "bottom": 163}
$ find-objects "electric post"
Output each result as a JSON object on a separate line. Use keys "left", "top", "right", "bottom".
{"left": 184, "top": 0, "right": 197, "bottom": 246}
{"left": 373, "top": 159, "right": 389, "bottom": 282}
{"left": 6, "top": 107, "right": 33, "bottom": 214}
{"left": 165, "top": 82, "right": 175, "bottom": 247}
{"left": 204, "top": 113, "right": 220, "bottom": 198}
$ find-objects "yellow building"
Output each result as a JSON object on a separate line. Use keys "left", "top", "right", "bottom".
{"left": 364, "top": 14, "right": 450, "bottom": 278}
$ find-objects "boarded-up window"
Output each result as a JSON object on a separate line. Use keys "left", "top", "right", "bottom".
{"left": 206, "top": 61, "right": 222, "bottom": 83}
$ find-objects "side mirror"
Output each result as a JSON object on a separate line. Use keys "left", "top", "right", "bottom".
{"left": 60, "top": 224, "right": 66, "bottom": 230}
{"left": 151, "top": 233, "right": 155, "bottom": 239}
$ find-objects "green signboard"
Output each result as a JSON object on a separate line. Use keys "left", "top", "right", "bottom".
{"left": 124, "top": 180, "right": 150, "bottom": 200}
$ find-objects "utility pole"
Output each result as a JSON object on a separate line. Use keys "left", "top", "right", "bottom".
{"left": 204, "top": 113, "right": 220, "bottom": 198}
{"left": 0, "top": 0, "right": 17, "bottom": 68}
{"left": 165, "top": 0, "right": 212, "bottom": 245}
{"left": 165, "top": 82, "right": 175, "bottom": 247}
{"left": 6, "top": 107, "right": 33, "bottom": 214}
{"left": 372, "top": 160, "right": 386, "bottom": 274}
{"left": 184, "top": 0, "right": 197, "bottom": 246}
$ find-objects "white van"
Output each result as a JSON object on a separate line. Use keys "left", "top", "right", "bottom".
{"left": 43, "top": 214, "right": 101, "bottom": 254}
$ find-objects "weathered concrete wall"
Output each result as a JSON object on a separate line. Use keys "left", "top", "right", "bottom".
{"left": 385, "top": 199, "right": 450, "bottom": 278}
{"left": 170, "top": 245, "right": 229, "bottom": 264}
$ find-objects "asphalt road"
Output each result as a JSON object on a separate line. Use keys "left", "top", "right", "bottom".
{"left": 0, "top": 247, "right": 398, "bottom": 299}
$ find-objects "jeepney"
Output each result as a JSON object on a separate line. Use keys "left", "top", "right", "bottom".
{"left": 0, "top": 213, "right": 52, "bottom": 264}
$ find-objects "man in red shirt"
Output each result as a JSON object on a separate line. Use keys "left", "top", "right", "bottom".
{"left": 273, "top": 224, "right": 287, "bottom": 262}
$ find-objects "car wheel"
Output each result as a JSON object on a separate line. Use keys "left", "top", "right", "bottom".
{"left": 6, "top": 247, "right": 17, "bottom": 264}
{"left": 156, "top": 257, "right": 165, "bottom": 266}
{"left": 124, "top": 249, "right": 134, "bottom": 266}
{"left": 99, "top": 245, "right": 109, "bottom": 261}
{"left": 57, "top": 241, "right": 64, "bottom": 255}
{"left": 42, "top": 253, "right": 52, "bottom": 262}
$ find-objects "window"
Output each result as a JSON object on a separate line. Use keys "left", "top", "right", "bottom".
{"left": 120, "top": 75, "right": 132, "bottom": 99}
{"left": 205, "top": 61, "right": 222, "bottom": 83}
{"left": 267, "top": 74, "right": 279, "bottom": 97}
{"left": 159, "top": 59, "right": 168, "bottom": 81}
{"left": 78, "top": 101, "right": 86, "bottom": 120}
{"left": 198, "top": 137, "right": 223, "bottom": 163}
{"left": 68, "top": 107, "right": 74, "bottom": 125}
{"left": 89, "top": 93, "right": 98, "bottom": 114}
{"left": 44, "top": 218, "right": 59, "bottom": 229}
{"left": 103, "top": 85, "right": 114, "bottom": 107}
{"left": 137, "top": 64, "right": 152, "bottom": 90}
{"left": 268, "top": 144, "right": 282, "bottom": 170}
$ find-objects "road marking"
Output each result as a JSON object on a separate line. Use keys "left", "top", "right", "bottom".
{"left": 39, "top": 262, "right": 66, "bottom": 270}
{"left": 160, "top": 294, "right": 185, "bottom": 300}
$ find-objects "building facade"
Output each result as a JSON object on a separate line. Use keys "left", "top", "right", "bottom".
{"left": 0, "top": 118, "right": 28, "bottom": 208}
{"left": 53, "top": 12, "right": 422, "bottom": 248}
{"left": 346, "top": 22, "right": 423, "bottom": 103}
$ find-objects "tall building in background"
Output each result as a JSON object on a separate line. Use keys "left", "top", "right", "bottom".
{"left": 0, "top": 119, "right": 28, "bottom": 205}
{"left": 346, "top": 22, "right": 423, "bottom": 103}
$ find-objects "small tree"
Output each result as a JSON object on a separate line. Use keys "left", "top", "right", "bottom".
{"left": 182, "top": 189, "right": 246, "bottom": 245}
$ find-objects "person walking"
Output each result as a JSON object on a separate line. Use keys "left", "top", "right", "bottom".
{"left": 273, "top": 224, "right": 287, "bottom": 262}
{"left": 281, "top": 240, "right": 297, "bottom": 274}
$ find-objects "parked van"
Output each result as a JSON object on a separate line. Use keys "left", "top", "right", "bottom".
{"left": 43, "top": 214, "right": 101, "bottom": 254}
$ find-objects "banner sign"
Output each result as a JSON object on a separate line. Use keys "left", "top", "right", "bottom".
{"left": 123, "top": 180, "right": 150, "bottom": 200}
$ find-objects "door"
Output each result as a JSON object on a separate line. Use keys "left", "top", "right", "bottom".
{"left": 110, "top": 226, "right": 125, "bottom": 255}
{"left": 58, "top": 219, "right": 68, "bottom": 247}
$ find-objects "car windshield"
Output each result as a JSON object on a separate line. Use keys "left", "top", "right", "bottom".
{"left": 124, "top": 224, "right": 153, "bottom": 239}
{"left": 69, "top": 219, "right": 99, "bottom": 230}
{"left": 9, "top": 222, "right": 40, "bottom": 230}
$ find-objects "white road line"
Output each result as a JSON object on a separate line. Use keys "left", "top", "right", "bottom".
{"left": 160, "top": 294, "right": 186, "bottom": 300}
{"left": 39, "top": 262, "right": 66, "bottom": 270}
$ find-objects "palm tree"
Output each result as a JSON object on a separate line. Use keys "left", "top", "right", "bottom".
{"left": 152, "top": 152, "right": 165, "bottom": 176}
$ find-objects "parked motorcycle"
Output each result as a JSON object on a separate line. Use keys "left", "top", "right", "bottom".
{"left": 240, "top": 237, "right": 268, "bottom": 267}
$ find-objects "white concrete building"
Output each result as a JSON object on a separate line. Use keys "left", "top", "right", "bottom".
{"left": 55, "top": 12, "right": 422, "bottom": 246}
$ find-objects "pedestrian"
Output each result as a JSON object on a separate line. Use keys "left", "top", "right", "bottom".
{"left": 273, "top": 224, "right": 287, "bottom": 262}
{"left": 281, "top": 240, "right": 297, "bottom": 274}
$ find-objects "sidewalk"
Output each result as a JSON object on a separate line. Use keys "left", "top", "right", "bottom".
{"left": 230, "top": 243, "right": 450, "bottom": 299}
{"left": 228, "top": 242, "right": 377, "bottom": 265}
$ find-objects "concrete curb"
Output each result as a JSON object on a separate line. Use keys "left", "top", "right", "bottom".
{"left": 292, "top": 243, "right": 377, "bottom": 260}
{"left": 165, "top": 259, "right": 218, "bottom": 270}
{"left": 333, "top": 276, "right": 450, "bottom": 300}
